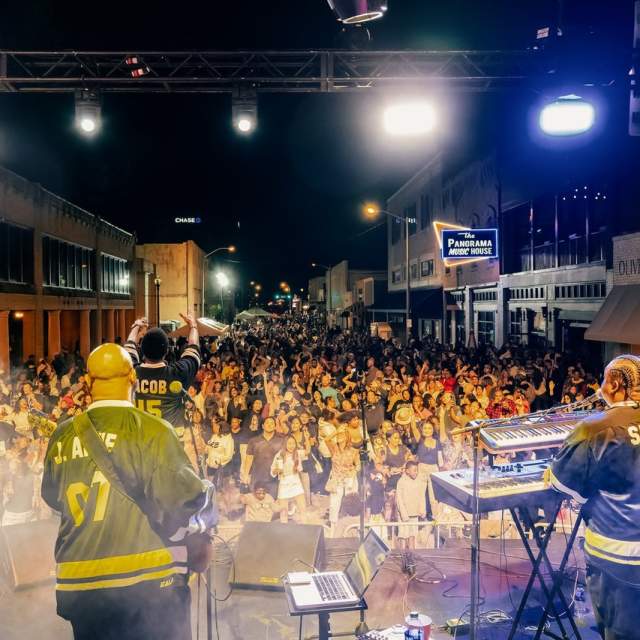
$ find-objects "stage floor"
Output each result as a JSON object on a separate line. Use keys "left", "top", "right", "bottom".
{"left": 0, "top": 537, "right": 600, "bottom": 640}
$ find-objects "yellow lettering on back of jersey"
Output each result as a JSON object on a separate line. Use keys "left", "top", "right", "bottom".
{"left": 628, "top": 425, "right": 640, "bottom": 446}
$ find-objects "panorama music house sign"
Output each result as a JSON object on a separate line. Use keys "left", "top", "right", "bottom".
{"left": 441, "top": 228, "right": 498, "bottom": 260}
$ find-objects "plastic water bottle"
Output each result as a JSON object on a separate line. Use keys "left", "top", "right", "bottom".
{"left": 574, "top": 584, "right": 588, "bottom": 627}
{"left": 404, "top": 611, "right": 429, "bottom": 640}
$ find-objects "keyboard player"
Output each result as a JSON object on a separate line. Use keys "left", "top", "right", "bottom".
{"left": 549, "top": 355, "right": 640, "bottom": 640}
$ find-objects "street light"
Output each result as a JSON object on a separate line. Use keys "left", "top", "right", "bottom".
{"left": 383, "top": 101, "right": 436, "bottom": 136}
{"left": 202, "top": 245, "right": 236, "bottom": 315}
{"left": 312, "top": 262, "right": 333, "bottom": 327}
{"left": 215, "top": 271, "right": 230, "bottom": 320}
{"left": 363, "top": 204, "right": 414, "bottom": 339}
{"left": 153, "top": 276, "right": 162, "bottom": 326}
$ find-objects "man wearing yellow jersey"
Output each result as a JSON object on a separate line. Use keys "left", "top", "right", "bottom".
{"left": 41, "top": 343, "right": 217, "bottom": 640}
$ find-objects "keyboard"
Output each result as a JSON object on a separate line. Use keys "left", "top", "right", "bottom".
{"left": 313, "top": 573, "right": 351, "bottom": 602}
{"left": 431, "top": 460, "right": 553, "bottom": 513}
{"left": 478, "top": 412, "right": 589, "bottom": 454}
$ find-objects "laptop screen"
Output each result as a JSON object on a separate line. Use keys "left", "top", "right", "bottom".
{"left": 344, "top": 530, "right": 389, "bottom": 598}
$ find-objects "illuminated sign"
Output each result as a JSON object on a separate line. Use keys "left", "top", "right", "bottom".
{"left": 433, "top": 221, "right": 499, "bottom": 267}
{"left": 441, "top": 228, "right": 498, "bottom": 260}
{"left": 174, "top": 217, "right": 202, "bottom": 224}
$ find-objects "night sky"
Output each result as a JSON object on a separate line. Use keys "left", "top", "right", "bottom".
{"left": 0, "top": 1, "right": 634, "bottom": 297}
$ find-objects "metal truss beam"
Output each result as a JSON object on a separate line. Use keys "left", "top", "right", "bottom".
{"left": 0, "top": 49, "right": 543, "bottom": 94}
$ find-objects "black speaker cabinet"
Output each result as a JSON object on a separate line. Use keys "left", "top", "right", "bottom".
{"left": 0, "top": 518, "right": 58, "bottom": 590}
{"left": 230, "top": 522, "right": 325, "bottom": 590}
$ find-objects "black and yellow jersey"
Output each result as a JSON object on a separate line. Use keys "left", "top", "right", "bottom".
{"left": 41, "top": 400, "right": 214, "bottom": 612}
{"left": 124, "top": 341, "right": 200, "bottom": 427}
{"left": 551, "top": 402, "right": 640, "bottom": 584}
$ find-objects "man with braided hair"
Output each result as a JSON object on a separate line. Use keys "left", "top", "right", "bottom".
{"left": 550, "top": 354, "right": 640, "bottom": 640}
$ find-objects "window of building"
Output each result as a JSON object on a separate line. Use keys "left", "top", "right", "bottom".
{"left": 0, "top": 221, "right": 34, "bottom": 285}
{"left": 509, "top": 309, "right": 522, "bottom": 344}
{"left": 404, "top": 203, "right": 417, "bottom": 236}
{"left": 42, "top": 236, "right": 94, "bottom": 290}
{"left": 410, "top": 263, "right": 418, "bottom": 280}
{"left": 477, "top": 311, "right": 495, "bottom": 345}
{"left": 473, "top": 289, "right": 497, "bottom": 302}
{"left": 101, "top": 254, "right": 130, "bottom": 295}
{"left": 420, "top": 259, "right": 434, "bottom": 277}
{"left": 420, "top": 194, "right": 432, "bottom": 229}
{"left": 391, "top": 217, "right": 401, "bottom": 245}
{"left": 392, "top": 268, "right": 402, "bottom": 284}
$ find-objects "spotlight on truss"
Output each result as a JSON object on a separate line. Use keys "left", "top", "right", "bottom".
{"left": 327, "top": 0, "right": 388, "bottom": 24}
{"left": 125, "top": 56, "right": 151, "bottom": 78}
{"left": 232, "top": 87, "right": 258, "bottom": 135}
{"left": 75, "top": 89, "right": 101, "bottom": 136}
{"left": 539, "top": 94, "right": 596, "bottom": 136}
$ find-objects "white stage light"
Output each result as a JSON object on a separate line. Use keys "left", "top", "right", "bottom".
{"left": 232, "top": 87, "right": 258, "bottom": 135}
{"left": 75, "top": 89, "right": 102, "bottom": 137}
{"left": 383, "top": 102, "right": 436, "bottom": 136}
{"left": 327, "top": 0, "right": 387, "bottom": 24}
{"left": 539, "top": 95, "right": 595, "bottom": 136}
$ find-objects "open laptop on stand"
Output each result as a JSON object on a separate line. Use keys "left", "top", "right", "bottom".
{"left": 286, "top": 529, "right": 389, "bottom": 610}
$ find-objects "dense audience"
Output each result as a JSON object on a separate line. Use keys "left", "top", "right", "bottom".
{"left": 0, "top": 314, "right": 602, "bottom": 545}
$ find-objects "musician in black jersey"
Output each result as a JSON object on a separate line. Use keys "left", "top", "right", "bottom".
{"left": 124, "top": 314, "right": 200, "bottom": 428}
{"left": 550, "top": 355, "right": 640, "bottom": 640}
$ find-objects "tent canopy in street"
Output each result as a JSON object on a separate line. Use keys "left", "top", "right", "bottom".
{"left": 168, "top": 317, "right": 229, "bottom": 338}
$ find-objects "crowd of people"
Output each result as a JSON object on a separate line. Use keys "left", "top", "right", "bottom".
{"left": 0, "top": 314, "right": 602, "bottom": 545}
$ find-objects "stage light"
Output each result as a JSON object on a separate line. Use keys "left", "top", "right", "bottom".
{"left": 383, "top": 102, "right": 436, "bottom": 136}
{"left": 232, "top": 87, "right": 258, "bottom": 135}
{"left": 327, "top": 0, "right": 387, "bottom": 24}
{"left": 539, "top": 95, "right": 595, "bottom": 136}
{"left": 75, "top": 89, "right": 101, "bottom": 137}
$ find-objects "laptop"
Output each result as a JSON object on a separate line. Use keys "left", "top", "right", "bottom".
{"left": 286, "top": 530, "right": 389, "bottom": 610}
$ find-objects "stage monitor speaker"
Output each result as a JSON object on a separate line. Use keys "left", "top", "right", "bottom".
{"left": 0, "top": 518, "right": 58, "bottom": 590}
{"left": 230, "top": 522, "right": 325, "bottom": 591}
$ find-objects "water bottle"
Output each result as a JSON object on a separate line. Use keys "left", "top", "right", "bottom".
{"left": 574, "top": 584, "right": 588, "bottom": 627}
{"left": 404, "top": 611, "right": 431, "bottom": 640}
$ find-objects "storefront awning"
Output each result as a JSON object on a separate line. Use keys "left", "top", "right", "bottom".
{"left": 585, "top": 285, "right": 640, "bottom": 345}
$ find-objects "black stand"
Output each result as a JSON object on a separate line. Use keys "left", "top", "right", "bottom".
{"left": 283, "top": 581, "right": 367, "bottom": 640}
{"left": 355, "top": 371, "right": 371, "bottom": 636}
{"left": 507, "top": 499, "right": 583, "bottom": 640}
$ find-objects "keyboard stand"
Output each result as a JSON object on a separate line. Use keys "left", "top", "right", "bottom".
{"left": 283, "top": 581, "right": 367, "bottom": 640}
{"left": 507, "top": 497, "right": 583, "bottom": 640}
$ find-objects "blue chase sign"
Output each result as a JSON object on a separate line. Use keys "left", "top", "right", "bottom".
{"left": 441, "top": 228, "right": 498, "bottom": 260}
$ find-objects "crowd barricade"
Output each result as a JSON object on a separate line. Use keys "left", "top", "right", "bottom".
{"left": 340, "top": 515, "right": 580, "bottom": 548}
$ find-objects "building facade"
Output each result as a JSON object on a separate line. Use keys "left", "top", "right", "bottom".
{"left": 387, "top": 154, "right": 500, "bottom": 343}
{"left": 385, "top": 150, "right": 640, "bottom": 358}
{"left": 135, "top": 241, "right": 204, "bottom": 326}
{"left": 585, "top": 232, "right": 640, "bottom": 358}
{"left": 0, "top": 166, "right": 138, "bottom": 372}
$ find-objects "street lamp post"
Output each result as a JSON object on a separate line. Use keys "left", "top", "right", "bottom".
{"left": 202, "top": 246, "right": 235, "bottom": 316}
{"left": 153, "top": 276, "right": 162, "bottom": 326}
{"left": 364, "top": 206, "right": 415, "bottom": 341}
{"left": 311, "top": 263, "right": 332, "bottom": 327}
{"left": 215, "top": 271, "right": 230, "bottom": 322}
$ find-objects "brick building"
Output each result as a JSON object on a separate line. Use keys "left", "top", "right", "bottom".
{"left": 0, "top": 166, "right": 138, "bottom": 372}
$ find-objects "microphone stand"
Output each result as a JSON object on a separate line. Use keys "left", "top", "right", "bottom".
{"left": 184, "top": 402, "right": 214, "bottom": 640}
{"left": 450, "top": 420, "right": 483, "bottom": 640}
{"left": 355, "top": 369, "right": 370, "bottom": 636}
